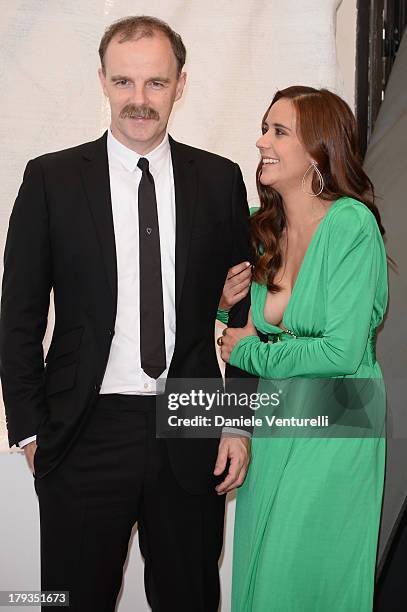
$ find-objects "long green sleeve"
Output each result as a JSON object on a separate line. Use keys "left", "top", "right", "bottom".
{"left": 216, "top": 309, "right": 229, "bottom": 325}
{"left": 229, "top": 205, "right": 386, "bottom": 378}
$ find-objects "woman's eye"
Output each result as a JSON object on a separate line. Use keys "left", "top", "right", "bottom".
{"left": 261, "top": 125, "right": 268, "bottom": 135}
{"left": 275, "top": 129, "right": 284, "bottom": 136}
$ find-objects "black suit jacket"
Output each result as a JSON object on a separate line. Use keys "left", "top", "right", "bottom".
{"left": 0, "top": 131, "right": 255, "bottom": 494}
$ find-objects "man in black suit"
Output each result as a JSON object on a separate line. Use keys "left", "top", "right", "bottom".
{"left": 0, "top": 15, "right": 255, "bottom": 612}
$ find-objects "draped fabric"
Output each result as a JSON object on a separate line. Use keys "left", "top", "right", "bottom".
{"left": 364, "top": 29, "right": 407, "bottom": 571}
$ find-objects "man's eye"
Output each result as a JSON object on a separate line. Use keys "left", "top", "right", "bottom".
{"left": 116, "top": 80, "right": 129, "bottom": 87}
{"left": 149, "top": 81, "right": 164, "bottom": 89}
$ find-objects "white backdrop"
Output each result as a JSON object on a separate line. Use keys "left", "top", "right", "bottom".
{"left": 0, "top": 1, "right": 356, "bottom": 610}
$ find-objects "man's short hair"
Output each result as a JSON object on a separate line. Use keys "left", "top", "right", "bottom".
{"left": 99, "top": 15, "right": 187, "bottom": 76}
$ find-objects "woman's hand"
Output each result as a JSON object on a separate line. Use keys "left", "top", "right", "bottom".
{"left": 218, "top": 309, "right": 257, "bottom": 363}
{"left": 218, "top": 261, "right": 252, "bottom": 311}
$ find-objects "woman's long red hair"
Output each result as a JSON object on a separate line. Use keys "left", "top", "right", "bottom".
{"left": 251, "top": 86, "right": 385, "bottom": 291}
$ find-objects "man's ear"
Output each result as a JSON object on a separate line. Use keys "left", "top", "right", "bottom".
{"left": 175, "top": 71, "right": 187, "bottom": 102}
{"left": 98, "top": 67, "right": 108, "bottom": 97}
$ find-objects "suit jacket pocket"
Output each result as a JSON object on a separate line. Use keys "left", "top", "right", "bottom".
{"left": 45, "top": 326, "right": 84, "bottom": 363}
{"left": 45, "top": 362, "right": 77, "bottom": 396}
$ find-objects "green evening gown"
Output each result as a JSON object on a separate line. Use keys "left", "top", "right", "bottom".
{"left": 229, "top": 196, "right": 388, "bottom": 611}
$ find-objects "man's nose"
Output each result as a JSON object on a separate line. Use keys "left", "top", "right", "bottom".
{"left": 129, "top": 85, "right": 148, "bottom": 106}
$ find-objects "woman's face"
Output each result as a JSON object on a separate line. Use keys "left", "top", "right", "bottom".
{"left": 256, "top": 98, "right": 312, "bottom": 192}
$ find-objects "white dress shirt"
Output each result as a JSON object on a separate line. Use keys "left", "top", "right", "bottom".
{"left": 100, "top": 129, "right": 176, "bottom": 394}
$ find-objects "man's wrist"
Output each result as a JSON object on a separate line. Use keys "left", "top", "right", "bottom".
{"left": 18, "top": 435, "right": 37, "bottom": 448}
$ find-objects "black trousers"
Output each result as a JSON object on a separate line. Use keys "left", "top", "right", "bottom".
{"left": 34, "top": 393, "right": 226, "bottom": 611}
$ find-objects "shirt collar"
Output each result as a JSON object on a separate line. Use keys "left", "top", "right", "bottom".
{"left": 107, "top": 128, "right": 170, "bottom": 174}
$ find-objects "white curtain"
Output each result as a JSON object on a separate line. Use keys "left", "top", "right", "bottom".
{"left": 0, "top": 2, "right": 353, "bottom": 610}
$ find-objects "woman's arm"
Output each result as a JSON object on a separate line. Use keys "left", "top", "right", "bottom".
{"left": 216, "top": 308, "right": 230, "bottom": 325}
{"left": 227, "top": 207, "right": 386, "bottom": 378}
{"left": 216, "top": 205, "right": 258, "bottom": 323}
{"left": 216, "top": 261, "right": 252, "bottom": 325}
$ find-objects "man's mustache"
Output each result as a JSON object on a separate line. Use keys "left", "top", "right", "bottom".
{"left": 120, "top": 105, "right": 160, "bottom": 121}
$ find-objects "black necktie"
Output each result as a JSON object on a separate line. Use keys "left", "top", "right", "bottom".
{"left": 137, "top": 157, "right": 166, "bottom": 379}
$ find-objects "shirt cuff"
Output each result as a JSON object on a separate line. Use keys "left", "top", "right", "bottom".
{"left": 18, "top": 435, "right": 37, "bottom": 448}
{"left": 216, "top": 309, "right": 229, "bottom": 325}
{"left": 221, "top": 427, "right": 252, "bottom": 438}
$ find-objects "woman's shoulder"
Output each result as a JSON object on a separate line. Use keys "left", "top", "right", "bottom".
{"left": 327, "top": 196, "right": 379, "bottom": 236}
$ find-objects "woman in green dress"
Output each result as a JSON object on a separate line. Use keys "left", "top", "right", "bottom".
{"left": 219, "top": 86, "right": 388, "bottom": 611}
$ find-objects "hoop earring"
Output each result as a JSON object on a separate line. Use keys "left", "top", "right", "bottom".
{"left": 301, "top": 161, "right": 324, "bottom": 197}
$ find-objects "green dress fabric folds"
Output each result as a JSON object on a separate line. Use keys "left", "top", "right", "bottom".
{"left": 230, "top": 197, "right": 388, "bottom": 611}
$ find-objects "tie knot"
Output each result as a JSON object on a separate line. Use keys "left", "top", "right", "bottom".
{"left": 137, "top": 157, "right": 149, "bottom": 173}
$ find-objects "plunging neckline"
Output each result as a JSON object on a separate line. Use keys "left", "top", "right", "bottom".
{"left": 258, "top": 197, "right": 343, "bottom": 335}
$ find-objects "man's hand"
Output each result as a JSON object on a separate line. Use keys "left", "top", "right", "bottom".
{"left": 213, "top": 434, "right": 251, "bottom": 495}
{"left": 23, "top": 440, "right": 37, "bottom": 475}
{"left": 218, "top": 308, "right": 257, "bottom": 363}
{"left": 218, "top": 261, "right": 252, "bottom": 311}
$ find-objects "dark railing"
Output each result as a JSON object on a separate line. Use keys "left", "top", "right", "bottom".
{"left": 356, "top": 0, "right": 406, "bottom": 157}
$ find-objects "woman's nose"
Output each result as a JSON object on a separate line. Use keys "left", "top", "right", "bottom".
{"left": 256, "top": 132, "right": 270, "bottom": 150}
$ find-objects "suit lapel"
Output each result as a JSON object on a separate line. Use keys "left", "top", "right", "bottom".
{"left": 169, "top": 136, "right": 198, "bottom": 311}
{"left": 79, "top": 131, "right": 117, "bottom": 308}
{"left": 78, "top": 132, "right": 196, "bottom": 314}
